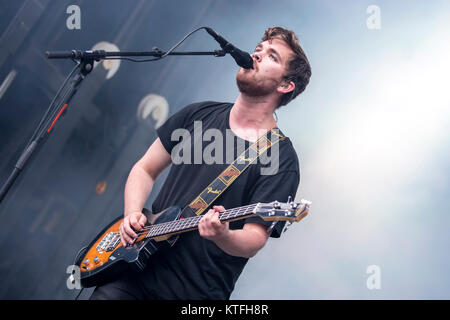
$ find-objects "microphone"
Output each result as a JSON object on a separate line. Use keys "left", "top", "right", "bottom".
{"left": 205, "top": 27, "right": 254, "bottom": 69}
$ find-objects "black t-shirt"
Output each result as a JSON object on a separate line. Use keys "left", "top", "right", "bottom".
{"left": 142, "top": 101, "right": 300, "bottom": 299}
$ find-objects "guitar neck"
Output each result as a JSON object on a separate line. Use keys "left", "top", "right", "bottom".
{"left": 143, "top": 203, "right": 258, "bottom": 239}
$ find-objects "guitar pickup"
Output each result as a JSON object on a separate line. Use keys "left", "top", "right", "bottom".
{"left": 97, "top": 232, "right": 120, "bottom": 252}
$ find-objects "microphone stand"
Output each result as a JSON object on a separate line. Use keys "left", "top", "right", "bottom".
{"left": 0, "top": 47, "right": 226, "bottom": 204}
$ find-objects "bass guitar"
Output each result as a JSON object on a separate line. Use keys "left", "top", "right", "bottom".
{"left": 76, "top": 199, "right": 310, "bottom": 287}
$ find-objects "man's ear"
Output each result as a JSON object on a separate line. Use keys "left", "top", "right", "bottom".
{"left": 278, "top": 81, "right": 295, "bottom": 94}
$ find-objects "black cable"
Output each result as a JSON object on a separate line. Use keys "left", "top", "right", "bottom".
{"left": 102, "top": 26, "right": 210, "bottom": 63}
{"left": 74, "top": 287, "right": 84, "bottom": 300}
{"left": 32, "top": 26, "right": 210, "bottom": 142}
{"left": 36, "top": 70, "right": 80, "bottom": 139}
{"left": 24, "top": 61, "right": 80, "bottom": 148}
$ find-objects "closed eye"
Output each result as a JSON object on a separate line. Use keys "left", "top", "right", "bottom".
{"left": 254, "top": 44, "right": 281, "bottom": 63}
{"left": 254, "top": 49, "right": 278, "bottom": 62}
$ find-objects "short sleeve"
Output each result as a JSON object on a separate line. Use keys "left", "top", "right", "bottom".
{"left": 157, "top": 101, "right": 214, "bottom": 154}
{"left": 245, "top": 170, "right": 300, "bottom": 238}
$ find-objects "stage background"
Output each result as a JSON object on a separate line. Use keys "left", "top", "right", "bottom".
{"left": 0, "top": 0, "right": 449, "bottom": 299}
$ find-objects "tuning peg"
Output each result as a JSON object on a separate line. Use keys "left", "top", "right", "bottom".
{"left": 300, "top": 199, "right": 312, "bottom": 205}
{"left": 273, "top": 200, "right": 281, "bottom": 209}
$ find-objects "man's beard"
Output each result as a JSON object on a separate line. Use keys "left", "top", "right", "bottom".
{"left": 236, "top": 70, "right": 278, "bottom": 97}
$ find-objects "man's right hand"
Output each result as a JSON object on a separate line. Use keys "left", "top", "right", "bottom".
{"left": 120, "top": 211, "right": 147, "bottom": 247}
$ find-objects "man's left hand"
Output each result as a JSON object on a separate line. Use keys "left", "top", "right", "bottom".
{"left": 198, "top": 205, "right": 229, "bottom": 242}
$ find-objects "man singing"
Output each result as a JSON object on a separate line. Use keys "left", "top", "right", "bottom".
{"left": 90, "top": 26, "right": 311, "bottom": 300}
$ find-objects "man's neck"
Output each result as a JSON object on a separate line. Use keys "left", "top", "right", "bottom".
{"left": 229, "top": 94, "right": 278, "bottom": 142}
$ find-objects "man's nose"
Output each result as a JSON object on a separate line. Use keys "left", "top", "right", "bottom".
{"left": 252, "top": 52, "right": 262, "bottom": 62}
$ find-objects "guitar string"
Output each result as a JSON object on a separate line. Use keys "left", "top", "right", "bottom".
{"left": 124, "top": 203, "right": 259, "bottom": 240}
{"left": 143, "top": 203, "right": 256, "bottom": 231}
{"left": 142, "top": 204, "right": 258, "bottom": 237}
{"left": 144, "top": 210, "right": 247, "bottom": 238}
{"left": 96, "top": 204, "right": 261, "bottom": 254}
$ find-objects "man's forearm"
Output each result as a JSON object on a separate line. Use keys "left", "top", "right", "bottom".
{"left": 213, "top": 227, "right": 268, "bottom": 259}
{"left": 124, "top": 164, "right": 155, "bottom": 216}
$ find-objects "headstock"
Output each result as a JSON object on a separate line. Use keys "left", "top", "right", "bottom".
{"left": 253, "top": 197, "right": 311, "bottom": 223}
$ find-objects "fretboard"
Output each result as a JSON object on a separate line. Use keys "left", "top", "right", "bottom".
{"left": 143, "top": 203, "right": 258, "bottom": 239}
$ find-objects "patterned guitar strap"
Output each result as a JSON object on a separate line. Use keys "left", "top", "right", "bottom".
{"left": 166, "top": 128, "right": 286, "bottom": 246}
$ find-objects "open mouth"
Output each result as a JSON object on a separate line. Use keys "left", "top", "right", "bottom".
{"left": 244, "top": 62, "right": 257, "bottom": 72}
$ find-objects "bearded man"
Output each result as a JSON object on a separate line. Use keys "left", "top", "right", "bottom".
{"left": 90, "top": 26, "right": 311, "bottom": 300}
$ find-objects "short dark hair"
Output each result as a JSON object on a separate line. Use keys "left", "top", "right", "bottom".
{"left": 262, "top": 26, "right": 312, "bottom": 107}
